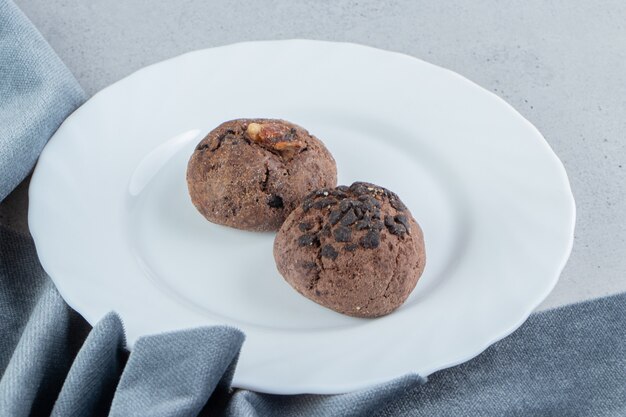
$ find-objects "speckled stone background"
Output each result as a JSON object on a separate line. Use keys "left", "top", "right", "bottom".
{"left": 3, "top": 0, "right": 625, "bottom": 311}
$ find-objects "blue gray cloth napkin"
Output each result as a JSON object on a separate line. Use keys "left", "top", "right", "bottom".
{"left": 1, "top": 0, "right": 625, "bottom": 415}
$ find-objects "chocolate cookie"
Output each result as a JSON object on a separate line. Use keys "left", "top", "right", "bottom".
{"left": 187, "top": 119, "right": 337, "bottom": 231}
{"left": 273, "top": 182, "right": 426, "bottom": 318}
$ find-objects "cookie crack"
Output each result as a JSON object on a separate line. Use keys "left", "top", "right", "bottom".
{"left": 308, "top": 251, "right": 323, "bottom": 291}
{"left": 212, "top": 129, "right": 235, "bottom": 153}
{"left": 383, "top": 248, "right": 402, "bottom": 299}
{"left": 260, "top": 162, "right": 270, "bottom": 192}
{"left": 309, "top": 215, "right": 332, "bottom": 291}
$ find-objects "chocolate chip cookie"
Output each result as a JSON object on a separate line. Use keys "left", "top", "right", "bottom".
{"left": 273, "top": 182, "right": 426, "bottom": 318}
{"left": 187, "top": 119, "right": 337, "bottom": 231}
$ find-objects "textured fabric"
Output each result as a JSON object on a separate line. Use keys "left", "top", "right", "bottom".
{"left": 109, "top": 327, "right": 243, "bottom": 417}
{"left": 0, "top": 0, "right": 85, "bottom": 201}
{"left": 224, "top": 292, "right": 626, "bottom": 417}
{"left": 0, "top": 227, "right": 91, "bottom": 416}
{"left": 1, "top": 0, "right": 625, "bottom": 416}
{"left": 50, "top": 313, "right": 126, "bottom": 417}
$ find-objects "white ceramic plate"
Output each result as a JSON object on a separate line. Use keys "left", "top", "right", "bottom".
{"left": 29, "top": 40, "right": 575, "bottom": 394}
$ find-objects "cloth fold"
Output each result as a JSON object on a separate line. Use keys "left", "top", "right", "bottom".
{"left": 51, "top": 313, "right": 126, "bottom": 417}
{"left": 1, "top": 0, "right": 625, "bottom": 415}
{"left": 108, "top": 326, "right": 243, "bottom": 417}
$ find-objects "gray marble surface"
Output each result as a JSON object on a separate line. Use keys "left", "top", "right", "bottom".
{"left": 4, "top": 0, "right": 626, "bottom": 311}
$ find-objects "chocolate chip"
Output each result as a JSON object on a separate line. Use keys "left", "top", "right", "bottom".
{"left": 302, "top": 199, "right": 313, "bottom": 212}
{"left": 371, "top": 220, "right": 384, "bottom": 230}
{"left": 312, "top": 198, "right": 337, "bottom": 209}
{"left": 339, "top": 199, "right": 353, "bottom": 212}
{"left": 394, "top": 215, "right": 411, "bottom": 233}
{"left": 340, "top": 209, "right": 358, "bottom": 226}
{"left": 389, "top": 195, "right": 407, "bottom": 211}
{"left": 329, "top": 209, "right": 343, "bottom": 225}
{"left": 355, "top": 219, "right": 370, "bottom": 230}
{"left": 367, "top": 196, "right": 382, "bottom": 208}
{"left": 333, "top": 226, "right": 352, "bottom": 242}
{"left": 355, "top": 213, "right": 372, "bottom": 230}
{"left": 384, "top": 215, "right": 395, "bottom": 228}
{"left": 330, "top": 188, "right": 348, "bottom": 199}
{"left": 320, "top": 224, "right": 332, "bottom": 237}
{"left": 303, "top": 190, "right": 318, "bottom": 201}
{"left": 358, "top": 196, "right": 380, "bottom": 213}
{"left": 298, "top": 222, "right": 313, "bottom": 232}
{"left": 267, "top": 194, "right": 284, "bottom": 208}
{"left": 349, "top": 182, "right": 370, "bottom": 195}
{"left": 336, "top": 185, "right": 349, "bottom": 192}
{"left": 354, "top": 207, "right": 363, "bottom": 218}
{"left": 301, "top": 261, "right": 318, "bottom": 270}
{"left": 344, "top": 243, "right": 358, "bottom": 252}
{"left": 360, "top": 229, "right": 380, "bottom": 249}
{"left": 385, "top": 214, "right": 406, "bottom": 235}
{"left": 321, "top": 244, "right": 338, "bottom": 260}
{"left": 393, "top": 224, "right": 407, "bottom": 236}
{"left": 372, "top": 209, "right": 381, "bottom": 220}
{"left": 385, "top": 217, "right": 407, "bottom": 236}
{"left": 298, "top": 234, "right": 319, "bottom": 247}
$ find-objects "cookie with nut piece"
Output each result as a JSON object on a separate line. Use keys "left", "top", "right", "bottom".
{"left": 187, "top": 119, "right": 337, "bottom": 231}
{"left": 273, "top": 182, "right": 426, "bottom": 318}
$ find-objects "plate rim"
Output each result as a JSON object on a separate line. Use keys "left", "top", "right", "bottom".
{"left": 28, "top": 39, "right": 577, "bottom": 394}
